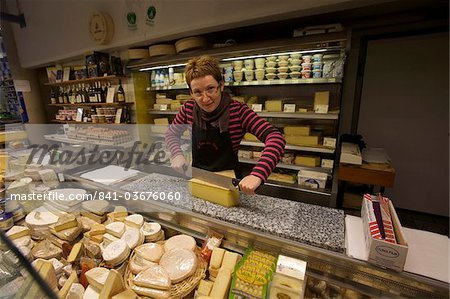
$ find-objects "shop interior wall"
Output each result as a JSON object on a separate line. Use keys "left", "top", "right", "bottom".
{"left": 5, "top": 0, "right": 391, "bottom": 68}
{"left": 357, "top": 32, "right": 449, "bottom": 216}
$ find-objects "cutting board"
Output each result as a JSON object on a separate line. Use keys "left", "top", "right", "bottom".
{"left": 80, "top": 165, "right": 140, "bottom": 185}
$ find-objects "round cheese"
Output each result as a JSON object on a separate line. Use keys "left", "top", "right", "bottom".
{"left": 133, "top": 264, "right": 171, "bottom": 290}
{"left": 102, "top": 239, "right": 129, "bottom": 266}
{"left": 121, "top": 227, "right": 142, "bottom": 249}
{"left": 164, "top": 234, "right": 196, "bottom": 252}
{"left": 124, "top": 214, "right": 144, "bottom": 228}
{"left": 159, "top": 248, "right": 197, "bottom": 283}
{"left": 105, "top": 221, "right": 125, "bottom": 238}
{"left": 129, "top": 255, "right": 157, "bottom": 275}
{"left": 82, "top": 200, "right": 110, "bottom": 215}
{"left": 141, "top": 222, "right": 161, "bottom": 238}
{"left": 135, "top": 243, "right": 164, "bottom": 263}
{"left": 25, "top": 207, "right": 59, "bottom": 228}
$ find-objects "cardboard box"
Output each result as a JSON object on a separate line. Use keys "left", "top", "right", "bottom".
{"left": 361, "top": 195, "right": 408, "bottom": 272}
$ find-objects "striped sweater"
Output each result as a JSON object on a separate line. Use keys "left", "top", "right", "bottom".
{"left": 166, "top": 99, "right": 286, "bottom": 182}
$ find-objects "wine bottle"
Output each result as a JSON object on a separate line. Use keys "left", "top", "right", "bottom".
{"left": 89, "top": 83, "right": 96, "bottom": 103}
{"left": 50, "top": 88, "right": 56, "bottom": 104}
{"left": 117, "top": 80, "right": 125, "bottom": 102}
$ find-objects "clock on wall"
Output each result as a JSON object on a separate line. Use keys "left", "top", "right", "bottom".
{"left": 89, "top": 12, "right": 115, "bottom": 45}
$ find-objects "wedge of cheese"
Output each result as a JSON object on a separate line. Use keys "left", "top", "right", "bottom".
{"left": 133, "top": 264, "right": 171, "bottom": 290}
{"left": 197, "top": 280, "right": 214, "bottom": 296}
{"left": 124, "top": 214, "right": 144, "bottom": 228}
{"left": 99, "top": 269, "right": 125, "bottom": 299}
{"left": 188, "top": 178, "right": 239, "bottom": 207}
{"left": 66, "top": 283, "right": 85, "bottom": 299}
{"left": 105, "top": 222, "right": 125, "bottom": 238}
{"left": 221, "top": 251, "right": 241, "bottom": 271}
{"left": 83, "top": 285, "right": 100, "bottom": 299}
{"left": 51, "top": 214, "right": 78, "bottom": 232}
{"left": 210, "top": 247, "right": 225, "bottom": 269}
{"left": 80, "top": 211, "right": 106, "bottom": 223}
{"left": 103, "top": 233, "right": 119, "bottom": 246}
{"left": 121, "top": 227, "right": 142, "bottom": 249}
{"left": 129, "top": 255, "right": 157, "bottom": 275}
{"left": 131, "top": 286, "right": 170, "bottom": 299}
{"left": 102, "top": 240, "right": 130, "bottom": 266}
{"left": 135, "top": 243, "right": 164, "bottom": 263}
{"left": 59, "top": 271, "right": 79, "bottom": 299}
{"left": 5, "top": 225, "right": 30, "bottom": 240}
{"left": 111, "top": 289, "right": 138, "bottom": 299}
{"left": 90, "top": 224, "right": 106, "bottom": 236}
{"left": 85, "top": 267, "right": 110, "bottom": 290}
{"left": 67, "top": 242, "right": 84, "bottom": 263}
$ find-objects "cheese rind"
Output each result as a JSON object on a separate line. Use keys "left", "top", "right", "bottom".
{"left": 99, "top": 269, "right": 125, "bottom": 299}
{"left": 133, "top": 264, "right": 171, "bottom": 290}
{"left": 210, "top": 247, "right": 225, "bottom": 269}
{"left": 209, "top": 268, "right": 232, "bottom": 299}
{"left": 164, "top": 234, "right": 196, "bottom": 252}
{"left": 105, "top": 222, "right": 125, "bottom": 238}
{"left": 85, "top": 267, "right": 110, "bottom": 290}
{"left": 221, "top": 251, "right": 240, "bottom": 271}
{"left": 159, "top": 248, "right": 197, "bottom": 283}
{"left": 5, "top": 225, "right": 30, "bottom": 240}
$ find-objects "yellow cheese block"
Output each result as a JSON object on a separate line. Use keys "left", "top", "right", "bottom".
{"left": 151, "top": 126, "right": 168, "bottom": 134}
{"left": 285, "top": 135, "right": 319, "bottom": 146}
{"left": 283, "top": 126, "right": 310, "bottom": 136}
{"left": 210, "top": 247, "right": 225, "bottom": 269}
{"left": 209, "top": 268, "right": 232, "bottom": 299}
{"left": 265, "top": 100, "right": 282, "bottom": 112}
{"left": 154, "top": 118, "right": 169, "bottom": 125}
{"left": 171, "top": 103, "right": 182, "bottom": 110}
{"left": 52, "top": 215, "right": 78, "bottom": 232}
{"left": 6, "top": 226, "right": 30, "bottom": 240}
{"left": 188, "top": 179, "right": 239, "bottom": 207}
{"left": 67, "top": 242, "right": 84, "bottom": 263}
{"left": 112, "top": 289, "right": 138, "bottom": 299}
{"left": 294, "top": 155, "right": 321, "bottom": 167}
{"left": 99, "top": 269, "right": 125, "bottom": 299}
{"left": 268, "top": 173, "right": 296, "bottom": 184}
{"left": 59, "top": 271, "right": 78, "bottom": 299}
{"left": 197, "top": 279, "right": 214, "bottom": 296}
{"left": 244, "top": 133, "right": 258, "bottom": 141}
{"left": 221, "top": 251, "right": 241, "bottom": 271}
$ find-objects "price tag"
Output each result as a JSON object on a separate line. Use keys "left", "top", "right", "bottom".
{"left": 160, "top": 104, "right": 168, "bottom": 111}
{"left": 283, "top": 104, "right": 296, "bottom": 113}
{"left": 252, "top": 104, "right": 263, "bottom": 112}
{"left": 106, "top": 87, "right": 116, "bottom": 103}
{"left": 323, "top": 137, "right": 336, "bottom": 148}
{"left": 321, "top": 159, "right": 334, "bottom": 169}
{"left": 314, "top": 104, "right": 329, "bottom": 113}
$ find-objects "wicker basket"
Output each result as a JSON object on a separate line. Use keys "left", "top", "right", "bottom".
{"left": 125, "top": 247, "right": 207, "bottom": 299}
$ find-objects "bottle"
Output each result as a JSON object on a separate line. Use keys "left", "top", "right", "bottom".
{"left": 168, "top": 67, "right": 174, "bottom": 85}
{"left": 117, "top": 80, "right": 125, "bottom": 102}
{"left": 151, "top": 71, "right": 156, "bottom": 87}
{"left": 58, "top": 87, "right": 64, "bottom": 104}
{"left": 50, "top": 88, "right": 56, "bottom": 104}
{"left": 63, "top": 87, "right": 69, "bottom": 104}
{"left": 89, "top": 84, "right": 96, "bottom": 103}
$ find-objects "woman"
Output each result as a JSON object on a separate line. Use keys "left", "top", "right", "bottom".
{"left": 166, "top": 55, "right": 285, "bottom": 195}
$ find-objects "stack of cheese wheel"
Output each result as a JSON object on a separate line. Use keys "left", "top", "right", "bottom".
{"left": 81, "top": 199, "right": 111, "bottom": 224}
{"left": 175, "top": 36, "right": 207, "bottom": 53}
{"left": 130, "top": 234, "right": 199, "bottom": 298}
{"left": 128, "top": 48, "right": 150, "bottom": 60}
{"left": 149, "top": 44, "right": 176, "bottom": 57}
{"left": 141, "top": 221, "right": 164, "bottom": 242}
{"left": 25, "top": 206, "right": 59, "bottom": 239}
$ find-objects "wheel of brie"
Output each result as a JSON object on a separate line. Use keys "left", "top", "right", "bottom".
{"left": 159, "top": 248, "right": 198, "bottom": 283}
{"left": 135, "top": 243, "right": 164, "bottom": 263}
{"left": 102, "top": 239, "right": 130, "bottom": 266}
{"left": 164, "top": 234, "right": 196, "bottom": 252}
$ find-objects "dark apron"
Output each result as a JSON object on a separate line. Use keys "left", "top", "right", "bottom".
{"left": 192, "top": 123, "right": 243, "bottom": 179}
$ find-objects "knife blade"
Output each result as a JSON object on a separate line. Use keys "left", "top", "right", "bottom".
{"left": 190, "top": 166, "right": 240, "bottom": 190}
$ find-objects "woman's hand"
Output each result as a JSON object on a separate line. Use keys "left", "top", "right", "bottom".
{"left": 171, "top": 155, "right": 188, "bottom": 174}
{"left": 238, "top": 175, "right": 262, "bottom": 195}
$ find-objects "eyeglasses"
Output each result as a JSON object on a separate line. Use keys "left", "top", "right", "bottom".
{"left": 191, "top": 85, "right": 220, "bottom": 99}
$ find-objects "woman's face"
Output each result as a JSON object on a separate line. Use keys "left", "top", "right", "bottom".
{"left": 190, "top": 75, "right": 224, "bottom": 113}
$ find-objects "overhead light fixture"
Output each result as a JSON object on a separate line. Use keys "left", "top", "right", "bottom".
{"left": 139, "top": 63, "right": 186, "bottom": 72}
{"left": 221, "top": 49, "right": 328, "bottom": 61}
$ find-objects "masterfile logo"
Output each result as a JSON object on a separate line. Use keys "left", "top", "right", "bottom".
{"left": 375, "top": 245, "right": 400, "bottom": 258}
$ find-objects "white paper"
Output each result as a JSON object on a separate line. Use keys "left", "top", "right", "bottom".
{"left": 283, "top": 104, "right": 296, "bottom": 113}
{"left": 345, "top": 215, "right": 450, "bottom": 283}
{"left": 80, "top": 165, "right": 140, "bottom": 185}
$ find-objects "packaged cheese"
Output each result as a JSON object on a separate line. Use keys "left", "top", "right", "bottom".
{"left": 265, "top": 100, "right": 283, "bottom": 112}
{"left": 285, "top": 135, "right": 319, "bottom": 146}
{"left": 159, "top": 248, "right": 197, "bottom": 283}
{"left": 135, "top": 243, "right": 164, "bottom": 263}
{"left": 294, "top": 155, "right": 321, "bottom": 167}
{"left": 133, "top": 264, "right": 171, "bottom": 290}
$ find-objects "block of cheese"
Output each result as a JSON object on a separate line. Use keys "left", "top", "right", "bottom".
{"left": 131, "top": 286, "right": 170, "bottom": 299}
{"left": 102, "top": 240, "right": 130, "bottom": 266}
{"left": 129, "top": 254, "right": 157, "bottom": 275}
{"left": 243, "top": 133, "right": 258, "bottom": 141}
{"left": 210, "top": 247, "right": 225, "bottom": 269}
{"left": 66, "top": 283, "right": 85, "bottom": 299}
{"left": 83, "top": 285, "right": 100, "bottom": 299}
{"left": 135, "top": 243, "right": 164, "bottom": 263}
{"left": 111, "top": 289, "right": 138, "bottom": 299}
{"left": 141, "top": 222, "right": 161, "bottom": 239}
{"left": 133, "top": 264, "right": 171, "bottom": 290}
{"left": 197, "top": 279, "right": 214, "bottom": 296}
{"left": 52, "top": 214, "right": 78, "bottom": 232}
{"left": 188, "top": 178, "right": 240, "bottom": 207}
{"left": 284, "top": 126, "right": 311, "bottom": 136}
{"left": 105, "top": 222, "right": 126, "bottom": 238}
{"left": 48, "top": 258, "right": 64, "bottom": 276}
{"left": 51, "top": 224, "right": 82, "bottom": 242}
{"left": 107, "top": 211, "right": 128, "bottom": 222}
{"left": 121, "top": 227, "right": 142, "bottom": 249}
{"left": 85, "top": 267, "right": 110, "bottom": 290}
{"left": 268, "top": 173, "right": 296, "bottom": 184}
{"left": 37, "top": 260, "right": 58, "bottom": 291}
{"left": 82, "top": 200, "right": 110, "bottom": 215}
{"left": 99, "top": 269, "right": 125, "bottom": 299}
{"left": 103, "top": 233, "right": 119, "bottom": 246}
{"left": 159, "top": 248, "right": 198, "bottom": 283}
{"left": 221, "top": 251, "right": 240, "bottom": 271}
{"left": 164, "top": 234, "right": 196, "bottom": 252}
{"left": 271, "top": 273, "right": 303, "bottom": 292}
{"left": 6, "top": 225, "right": 30, "bottom": 240}
{"left": 285, "top": 135, "right": 319, "bottom": 146}
{"left": 209, "top": 268, "right": 232, "bottom": 299}
{"left": 294, "top": 155, "right": 321, "bottom": 167}
{"left": 90, "top": 224, "right": 106, "bottom": 236}
{"left": 67, "top": 242, "right": 84, "bottom": 263}
{"left": 265, "top": 100, "right": 282, "bottom": 112}
{"left": 32, "top": 239, "right": 62, "bottom": 260}
{"left": 154, "top": 118, "right": 169, "bottom": 125}
{"left": 156, "top": 98, "right": 174, "bottom": 105}
{"left": 79, "top": 216, "right": 98, "bottom": 232}
{"left": 124, "top": 214, "right": 144, "bottom": 228}
{"left": 81, "top": 210, "right": 106, "bottom": 223}
{"left": 59, "top": 271, "right": 79, "bottom": 299}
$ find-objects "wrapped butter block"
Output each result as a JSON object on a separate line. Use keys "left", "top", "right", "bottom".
{"left": 188, "top": 179, "right": 239, "bottom": 207}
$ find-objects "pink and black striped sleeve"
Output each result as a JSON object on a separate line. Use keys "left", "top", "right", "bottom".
{"left": 165, "top": 100, "right": 194, "bottom": 159}
{"left": 239, "top": 104, "right": 285, "bottom": 181}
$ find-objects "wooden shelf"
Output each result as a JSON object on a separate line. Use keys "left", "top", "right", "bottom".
{"left": 239, "top": 157, "right": 332, "bottom": 175}
{"left": 44, "top": 75, "right": 125, "bottom": 86}
{"left": 49, "top": 102, "right": 133, "bottom": 107}
{"left": 240, "top": 140, "right": 335, "bottom": 154}
{"left": 51, "top": 120, "right": 134, "bottom": 125}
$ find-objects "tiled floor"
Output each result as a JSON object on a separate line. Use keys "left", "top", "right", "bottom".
{"left": 344, "top": 208, "right": 449, "bottom": 237}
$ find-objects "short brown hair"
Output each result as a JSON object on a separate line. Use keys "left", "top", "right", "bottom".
{"left": 185, "top": 55, "right": 222, "bottom": 88}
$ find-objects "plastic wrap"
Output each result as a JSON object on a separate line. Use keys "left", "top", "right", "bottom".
{"left": 164, "top": 234, "right": 196, "bottom": 252}
{"left": 159, "top": 248, "right": 198, "bottom": 283}
{"left": 133, "top": 264, "right": 171, "bottom": 290}
{"left": 130, "top": 255, "right": 157, "bottom": 275}
{"left": 200, "top": 231, "right": 223, "bottom": 262}
{"left": 132, "top": 285, "right": 171, "bottom": 299}
{"left": 135, "top": 243, "right": 164, "bottom": 263}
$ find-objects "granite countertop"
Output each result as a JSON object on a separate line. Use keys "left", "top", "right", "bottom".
{"left": 121, "top": 173, "right": 345, "bottom": 253}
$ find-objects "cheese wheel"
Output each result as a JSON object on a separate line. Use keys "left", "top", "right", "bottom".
{"left": 128, "top": 49, "right": 149, "bottom": 60}
{"left": 141, "top": 222, "right": 161, "bottom": 238}
{"left": 133, "top": 264, "right": 171, "bottom": 290}
{"left": 102, "top": 240, "right": 130, "bottom": 266}
{"left": 148, "top": 44, "right": 176, "bottom": 57}
{"left": 121, "top": 227, "right": 142, "bottom": 249}
{"left": 124, "top": 214, "right": 144, "bottom": 228}
{"left": 105, "top": 222, "right": 125, "bottom": 238}
{"left": 159, "top": 248, "right": 197, "bottom": 283}
{"left": 82, "top": 200, "right": 110, "bottom": 215}
{"left": 129, "top": 255, "right": 157, "bottom": 275}
{"left": 26, "top": 206, "right": 59, "bottom": 227}
{"left": 164, "top": 234, "right": 196, "bottom": 252}
{"left": 135, "top": 243, "right": 164, "bottom": 263}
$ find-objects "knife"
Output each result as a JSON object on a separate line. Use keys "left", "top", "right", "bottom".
{"left": 188, "top": 166, "right": 241, "bottom": 190}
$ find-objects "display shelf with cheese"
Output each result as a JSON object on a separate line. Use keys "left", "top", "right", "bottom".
{"left": 240, "top": 140, "right": 335, "bottom": 154}
{"left": 238, "top": 157, "right": 332, "bottom": 174}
